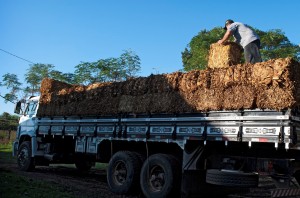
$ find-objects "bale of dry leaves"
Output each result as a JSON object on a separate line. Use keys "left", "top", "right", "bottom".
{"left": 37, "top": 57, "right": 300, "bottom": 117}
{"left": 207, "top": 42, "right": 243, "bottom": 68}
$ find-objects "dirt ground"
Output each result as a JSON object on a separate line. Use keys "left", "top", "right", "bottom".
{"left": 0, "top": 131, "right": 142, "bottom": 198}
{"left": 3, "top": 154, "right": 300, "bottom": 198}
{"left": 0, "top": 156, "right": 141, "bottom": 198}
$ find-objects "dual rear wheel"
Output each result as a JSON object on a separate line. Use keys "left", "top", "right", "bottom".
{"left": 107, "top": 151, "right": 181, "bottom": 197}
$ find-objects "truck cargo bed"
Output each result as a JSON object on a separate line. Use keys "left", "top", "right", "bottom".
{"left": 37, "top": 108, "right": 300, "bottom": 149}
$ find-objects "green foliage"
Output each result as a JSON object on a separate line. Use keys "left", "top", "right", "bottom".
{"left": 0, "top": 140, "right": 15, "bottom": 164}
{"left": 97, "top": 57, "right": 122, "bottom": 82}
{"left": 120, "top": 49, "right": 141, "bottom": 78}
{"left": 49, "top": 70, "right": 77, "bottom": 84}
{"left": 0, "top": 73, "right": 22, "bottom": 103}
{"left": 74, "top": 62, "right": 96, "bottom": 85}
{"left": 0, "top": 112, "right": 19, "bottom": 130}
{"left": 25, "top": 64, "right": 54, "bottom": 95}
{"left": 74, "top": 49, "right": 141, "bottom": 85}
{"left": 182, "top": 27, "right": 300, "bottom": 71}
{"left": 182, "top": 27, "right": 225, "bottom": 71}
{"left": 1, "top": 49, "right": 141, "bottom": 105}
{"left": 0, "top": 139, "right": 13, "bottom": 150}
{"left": 256, "top": 29, "right": 300, "bottom": 61}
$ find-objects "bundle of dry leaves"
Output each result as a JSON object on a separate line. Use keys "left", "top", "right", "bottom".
{"left": 37, "top": 43, "right": 300, "bottom": 117}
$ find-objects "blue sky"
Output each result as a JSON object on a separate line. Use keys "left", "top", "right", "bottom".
{"left": 1, "top": 0, "right": 300, "bottom": 115}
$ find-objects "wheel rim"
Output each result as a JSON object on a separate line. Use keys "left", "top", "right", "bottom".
{"left": 113, "top": 161, "right": 127, "bottom": 185}
{"left": 148, "top": 165, "right": 165, "bottom": 192}
{"left": 18, "top": 147, "right": 29, "bottom": 167}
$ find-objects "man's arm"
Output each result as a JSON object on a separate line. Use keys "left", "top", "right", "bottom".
{"left": 217, "top": 30, "right": 232, "bottom": 44}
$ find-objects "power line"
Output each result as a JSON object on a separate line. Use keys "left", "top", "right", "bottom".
{"left": 0, "top": 48, "right": 35, "bottom": 64}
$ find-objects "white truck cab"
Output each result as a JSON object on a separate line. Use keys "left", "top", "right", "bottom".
{"left": 13, "top": 96, "right": 40, "bottom": 157}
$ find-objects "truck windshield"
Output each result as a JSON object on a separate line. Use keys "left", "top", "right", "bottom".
{"left": 24, "top": 102, "right": 37, "bottom": 116}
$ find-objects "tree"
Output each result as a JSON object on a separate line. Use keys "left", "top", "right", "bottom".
{"left": 74, "top": 62, "right": 97, "bottom": 85}
{"left": 0, "top": 73, "right": 22, "bottom": 103}
{"left": 0, "top": 112, "right": 19, "bottom": 130}
{"left": 182, "top": 28, "right": 224, "bottom": 71}
{"left": 95, "top": 58, "right": 124, "bottom": 82}
{"left": 74, "top": 49, "right": 141, "bottom": 84}
{"left": 50, "top": 70, "right": 77, "bottom": 84}
{"left": 1, "top": 49, "right": 141, "bottom": 104}
{"left": 182, "top": 27, "right": 300, "bottom": 71}
{"left": 61, "top": 73, "right": 77, "bottom": 84}
{"left": 25, "top": 64, "right": 55, "bottom": 95}
{"left": 256, "top": 29, "right": 300, "bottom": 61}
{"left": 120, "top": 49, "right": 141, "bottom": 79}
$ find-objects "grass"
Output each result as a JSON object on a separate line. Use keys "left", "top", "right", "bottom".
{"left": 0, "top": 140, "right": 77, "bottom": 198}
{"left": 0, "top": 130, "right": 109, "bottom": 198}
{"left": 0, "top": 141, "right": 13, "bottom": 152}
{"left": 0, "top": 130, "right": 16, "bottom": 163}
{"left": 0, "top": 169, "right": 76, "bottom": 198}
{"left": 0, "top": 136, "right": 16, "bottom": 165}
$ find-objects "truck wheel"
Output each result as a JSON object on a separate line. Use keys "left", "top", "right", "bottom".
{"left": 17, "top": 141, "right": 35, "bottom": 171}
{"left": 140, "top": 154, "right": 181, "bottom": 198}
{"left": 206, "top": 169, "right": 259, "bottom": 187}
{"left": 107, "top": 151, "right": 142, "bottom": 195}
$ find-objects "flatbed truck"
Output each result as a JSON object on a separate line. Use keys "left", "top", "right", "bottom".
{"left": 13, "top": 96, "right": 300, "bottom": 197}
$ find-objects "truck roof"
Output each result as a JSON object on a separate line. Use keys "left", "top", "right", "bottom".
{"left": 28, "top": 96, "right": 40, "bottom": 102}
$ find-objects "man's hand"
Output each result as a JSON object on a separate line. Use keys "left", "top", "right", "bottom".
{"left": 217, "top": 30, "right": 232, "bottom": 45}
{"left": 217, "top": 40, "right": 224, "bottom": 44}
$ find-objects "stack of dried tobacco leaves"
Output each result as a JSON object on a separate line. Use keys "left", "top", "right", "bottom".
{"left": 37, "top": 57, "right": 300, "bottom": 117}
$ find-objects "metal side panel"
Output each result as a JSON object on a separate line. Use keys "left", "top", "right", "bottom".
{"left": 64, "top": 125, "right": 79, "bottom": 136}
{"left": 75, "top": 136, "right": 86, "bottom": 153}
{"left": 50, "top": 125, "right": 64, "bottom": 135}
{"left": 206, "top": 126, "right": 239, "bottom": 142}
{"left": 97, "top": 125, "right": 115, "bottom": 137}
{"left": 86, "top": 137, "right": 97, "bottom": 154}
{"left": 38, "top": 125, "right": 50, "bottom": 135}
{"left": 80, "top": 125, "right": 96, "bottom": 136}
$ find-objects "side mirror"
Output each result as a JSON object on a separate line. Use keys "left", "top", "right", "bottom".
{"left": 14, "top": 101, "right": 22, "bottom": 114}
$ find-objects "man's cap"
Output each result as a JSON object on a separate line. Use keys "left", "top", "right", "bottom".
{"left": 224, "top": 19, "right": 234, "bottom": 30}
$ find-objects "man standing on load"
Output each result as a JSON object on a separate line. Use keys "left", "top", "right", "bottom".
{"left": 218, "top": 19, "right": 262, "bottom": 64}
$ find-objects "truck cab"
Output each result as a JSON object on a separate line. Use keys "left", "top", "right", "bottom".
{"left": 12, "top": 96, "right": 39, "bottom": 164}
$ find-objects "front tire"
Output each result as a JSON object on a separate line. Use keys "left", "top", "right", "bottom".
{"left": 140, "top": 154, "right": 181, "bottom": 198}
{"left": 17, "top": 141, "right": 35, "bottom": 171}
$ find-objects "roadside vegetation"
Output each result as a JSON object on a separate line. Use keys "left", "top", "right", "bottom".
{"left": 0, "top": 130, "right": 108, "bottom": 198}
{"left": 0, "top": 131, "right": 76, "bottom": 198}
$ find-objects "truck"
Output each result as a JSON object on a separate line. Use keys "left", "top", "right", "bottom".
{"left": 13, "top": 95, "right": 300, "bottom": 197}
{"left": 11, "top": 55, "right": 300, "bottom": 197}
